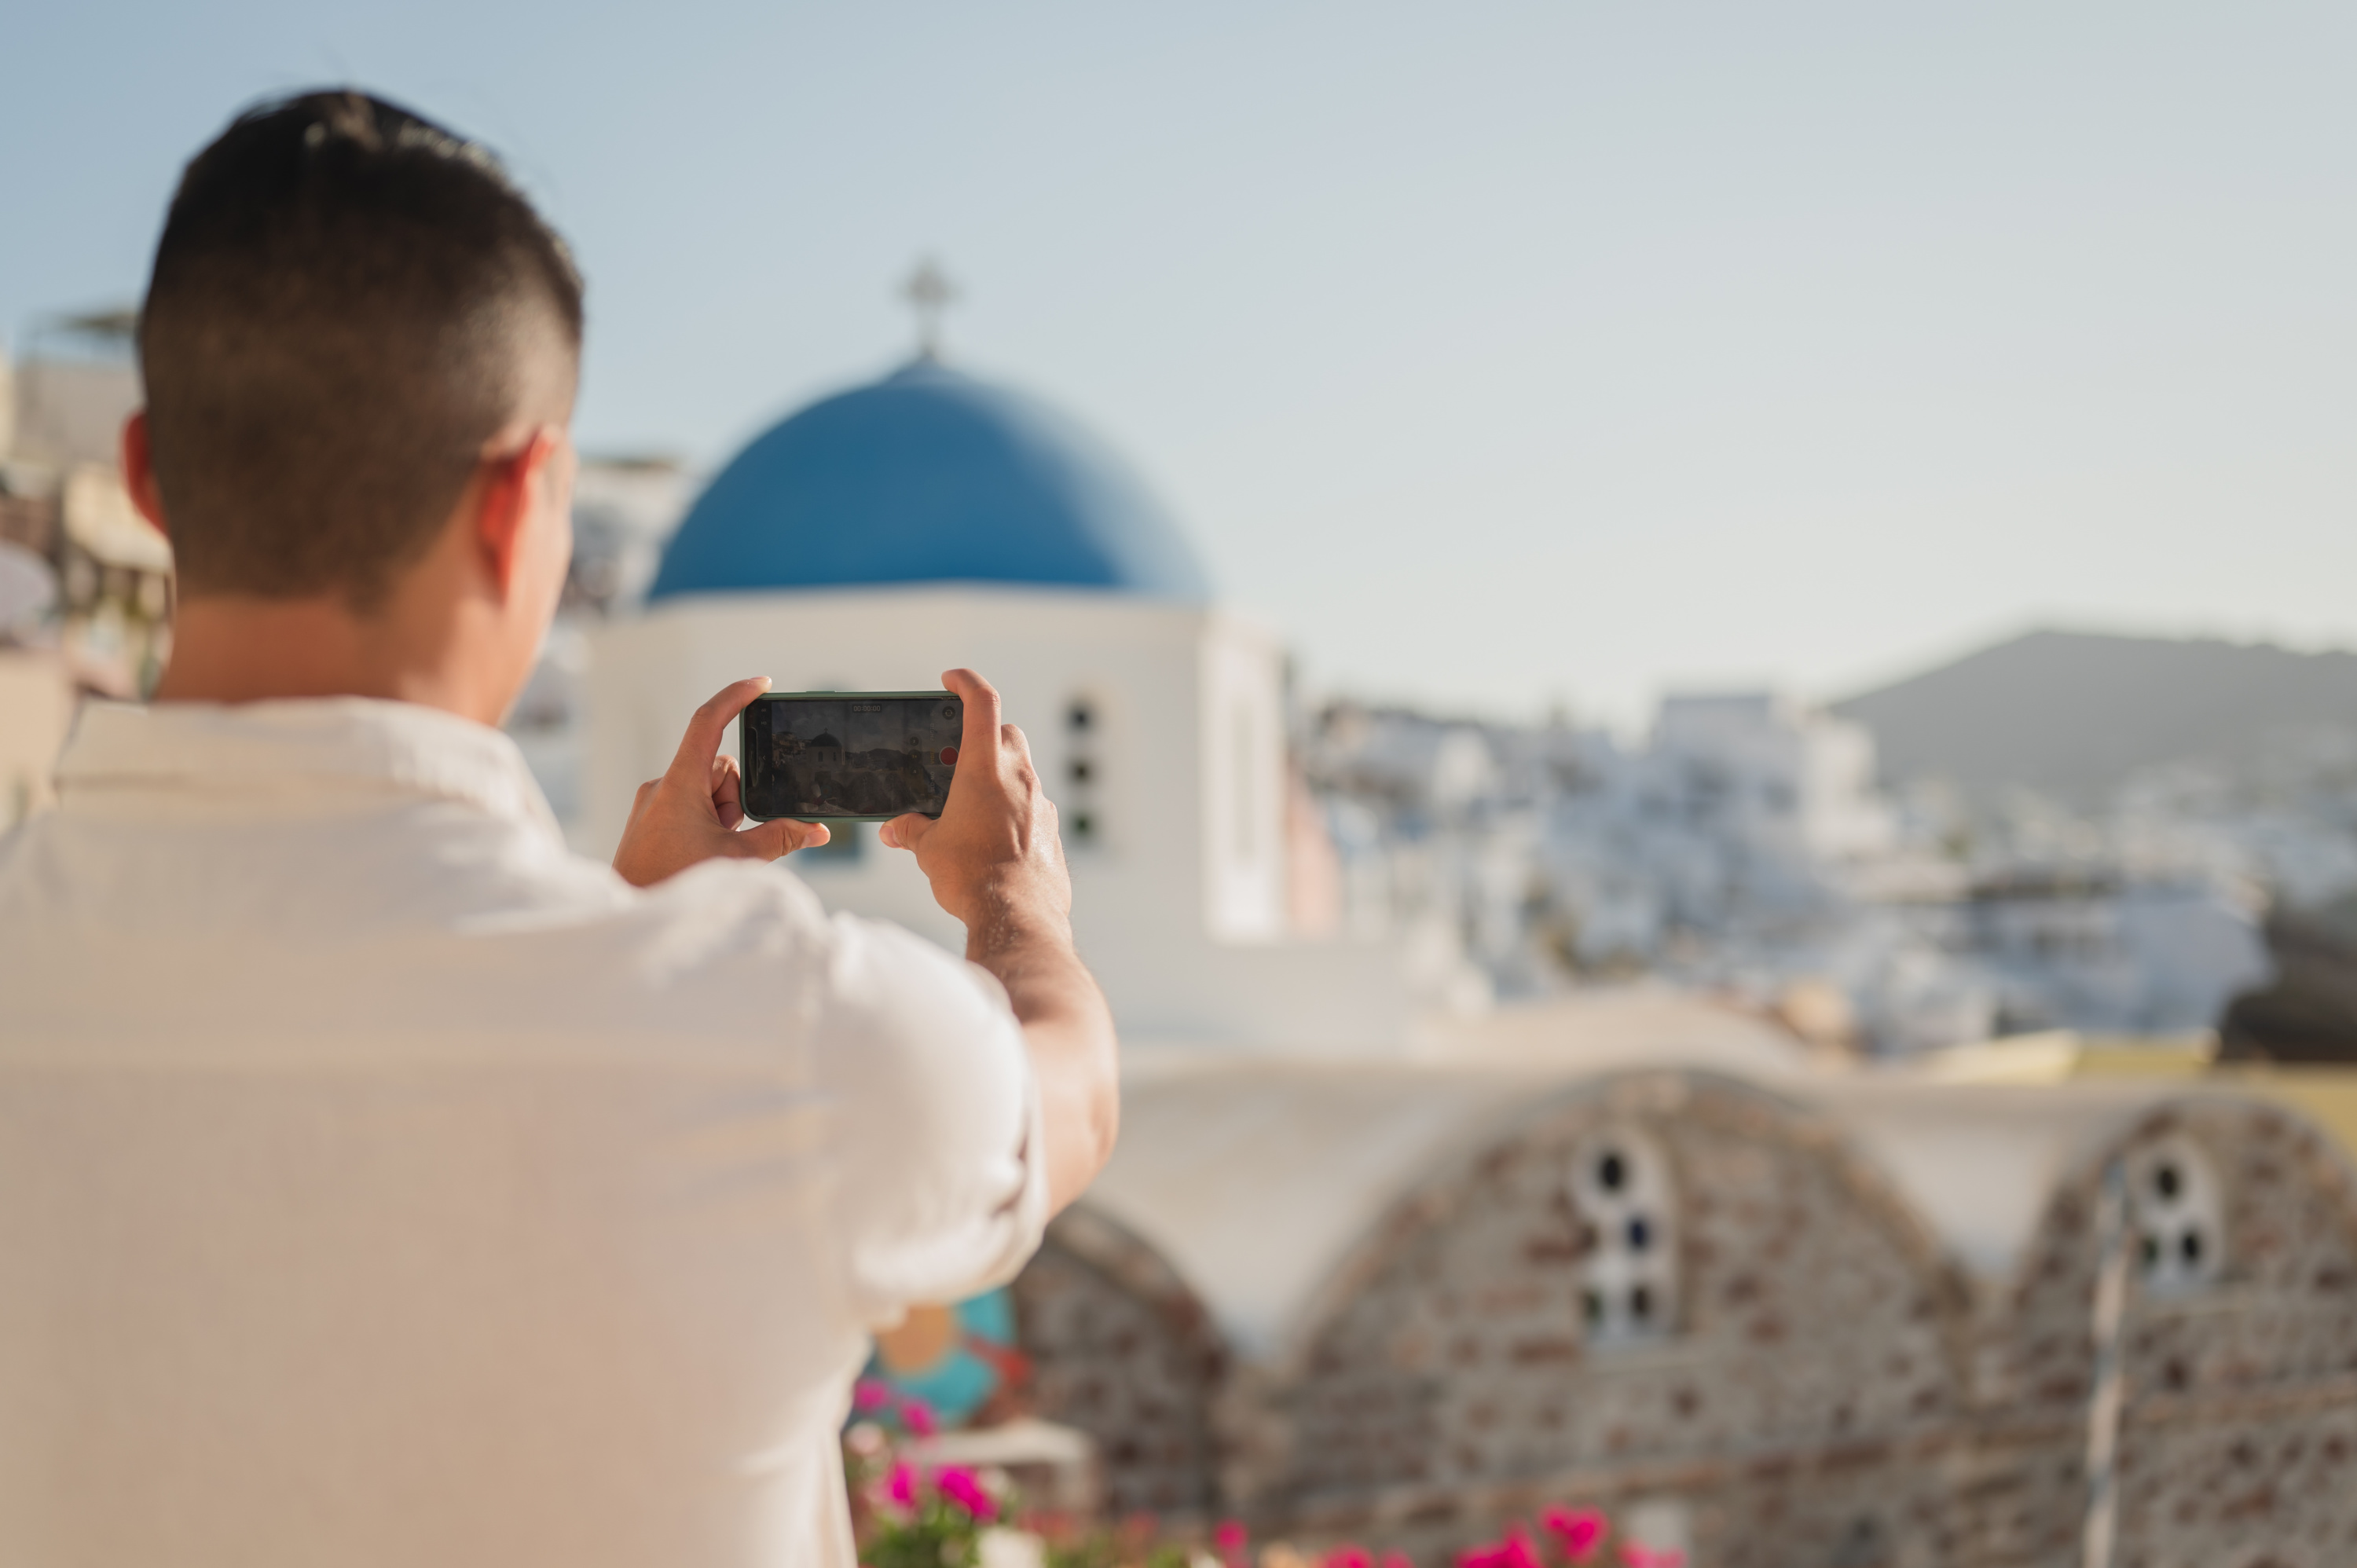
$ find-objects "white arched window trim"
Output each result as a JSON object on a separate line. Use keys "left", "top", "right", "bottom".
{"left": 1570, "top": 1126, "right": 1678, "bottom": 1346}
{"left": 2126, "top": 1134, "right": 2223, "bottom": 1295}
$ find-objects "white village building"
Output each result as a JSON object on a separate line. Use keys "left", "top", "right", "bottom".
{"left": 1307, "top": 691, "right": 2270, "bottom": 1055}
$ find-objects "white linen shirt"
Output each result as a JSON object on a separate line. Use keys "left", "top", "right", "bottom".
{"left": 0, "top": 698, "right": 1047, "bottom": 1568}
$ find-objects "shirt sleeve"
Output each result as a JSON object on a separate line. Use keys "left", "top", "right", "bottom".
{"left": 810, "top": 913, "right": 1050, "bottom": 1327}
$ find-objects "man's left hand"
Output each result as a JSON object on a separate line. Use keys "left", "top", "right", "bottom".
{"left": 614, "top": 677, "right": 830, "bottom": 888}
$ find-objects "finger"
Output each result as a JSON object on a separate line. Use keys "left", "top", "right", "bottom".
{"left": 999, "top": 724, "right": 1048, "bottom": 798}
{"left": 668, "top": 676, "right": 772, "bottom": 785}
{"left": 738, "top": 818, "right": 830, "bottom": 859}
{"left": 941, "top": 669, "right": 1003, "bottom": 770}
{"left": 710, "top": 753, "right": 744, "bottom": 830}
{"left": 881, "top": 811, "right": 935, "bottom": 852}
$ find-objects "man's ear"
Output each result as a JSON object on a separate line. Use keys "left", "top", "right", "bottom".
{"left": 119, "top": 411, "right": 170, "bottom": 540}
{"left": 472, "top": 426, "right": 566, "bottom": 599}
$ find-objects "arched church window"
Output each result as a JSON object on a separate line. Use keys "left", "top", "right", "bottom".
{"left": 1569, "top": 1128, "right": 1677, "bottom": 1345}
{"left": 2127, "top": 1135, "right": 2223, "bottom": 1293}
{"left": 1065, "top": 697, "right": 1101, "bottom": 847}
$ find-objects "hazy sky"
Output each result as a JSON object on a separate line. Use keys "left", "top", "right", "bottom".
{"left": 7, "top": 2, "right": 2353, "bottom": 724}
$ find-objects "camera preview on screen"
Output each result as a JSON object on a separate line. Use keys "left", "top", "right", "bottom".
{"left": 740, "top": 694, "right": 963, "bottom": 821}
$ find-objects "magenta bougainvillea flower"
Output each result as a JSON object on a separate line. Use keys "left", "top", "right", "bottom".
{"left": 852, "top": 1380, "right": 893, "bottom": 1412}
{"left": 900, "top": 1398, "right": 939, "bottom": 1438}
{"left": 1322, "top": 1544, "right": 1373, "bottom": 1568}
{"left": 936, "top": 1466, "right": 998, "bottom": 1522}
{"left": 1215, "top": 1520, "right": 1250, "bottom": 1555}
{"left": 1541, "top": 1508, "right": 1607, "bottom": 1562}
{"left": 1457, "top": 1526, "right": 1542, "bottom": 1568}
{"left": 884, "top": 1463, "right": 918, "bottom": 1508}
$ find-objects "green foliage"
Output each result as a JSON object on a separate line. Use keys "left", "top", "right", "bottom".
{"left": 860, "top": 1493, "right": 988, "bottom": 1568}
{"left": 1040, "top": 1526, "right": 1197, "bottom": 1568}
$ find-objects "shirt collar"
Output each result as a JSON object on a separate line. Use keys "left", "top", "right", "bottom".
{"left": 54, "top": 698, "right": 564, "bottom": 840}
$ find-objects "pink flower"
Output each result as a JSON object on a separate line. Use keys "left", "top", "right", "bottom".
{"left": 853, "top": 1379, "right": 893, "bottom": 1412}
{"left": 1380, "top": 1555, "right": 1414, "bottom": 1568}
{"left": 900, "top": 1398, "right": 938, "bottom": 1438}
{"left": 1324, "top": 1547, "right": 1373, "bottom": 1568}
{"left": 937, "top": 1465, "right": 998, "bottom": 1522}
{"left": 1216, "top": 1520, "right": 1251, "bottom": 1555}
{"left": 1541, "top": 1508, "right": 1608, "bottom": 1563}
{"left": 1459, "top": 1530, "right": 1540, "bottom": 1568}
{"left": 885, "top": 1462, "right": 918, "bottom": 1508}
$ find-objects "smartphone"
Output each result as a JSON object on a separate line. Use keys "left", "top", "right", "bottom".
{"left": 739, "top": 691, "right": 965, "bottom": 822}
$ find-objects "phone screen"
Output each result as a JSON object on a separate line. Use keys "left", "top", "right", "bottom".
{"left": 740, "top": 692, "right": 964, "bottom": 821}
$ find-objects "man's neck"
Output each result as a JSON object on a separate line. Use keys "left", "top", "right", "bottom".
{"left": 155, "top": 593, "right": 508, "bottom": 727}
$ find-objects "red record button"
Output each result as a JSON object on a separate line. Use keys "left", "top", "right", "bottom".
{"left": 939, "top": 746, "right": 959, "bottom": 765}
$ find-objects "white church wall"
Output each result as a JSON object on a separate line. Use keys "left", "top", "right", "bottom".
{"left": 586, "top": 585, "right": 1208, "bottom": 947}
{"left": 1200, "top": 618, "right": 1288, "bottom": 944}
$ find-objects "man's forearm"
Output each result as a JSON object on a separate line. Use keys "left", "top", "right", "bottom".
{"left": 966, "top": 898, "right": 1119, "bottom": 1216}
{"left": 885, "top": 669, "right": 1118, "bottom": 1215}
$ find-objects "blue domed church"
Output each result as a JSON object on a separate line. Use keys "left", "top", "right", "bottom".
{"left": 587, "top": 355, "right": 1409, "bottom": 1045}
{"left": 648, "top": 359, "right": 1210, "bottom": 606}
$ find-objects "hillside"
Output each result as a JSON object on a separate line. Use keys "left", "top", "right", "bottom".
{"left": 1832, "top": 629, "right": 2357, "bottom": 800}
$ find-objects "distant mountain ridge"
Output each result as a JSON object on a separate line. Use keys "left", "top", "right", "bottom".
{"left": 1831, "top": 629, "right": 2357, "bottom": 800}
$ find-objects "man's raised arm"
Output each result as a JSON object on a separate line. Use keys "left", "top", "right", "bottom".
{"left": 611, "top": 668, "right": 1120, "bottom": 1215}
{"left": 882, "top": 669, "right": 1119, "bottom": 1214}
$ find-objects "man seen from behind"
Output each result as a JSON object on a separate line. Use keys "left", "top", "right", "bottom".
{"left": 0, "top": 89, "right": 1119, "bottom": 1568}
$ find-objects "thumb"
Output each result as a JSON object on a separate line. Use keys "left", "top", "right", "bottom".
{"left": 739, "top": 819, "right": 831, "bottom": 860}
{"left": 880, "top": 812, "right": 934, "bottom": 852}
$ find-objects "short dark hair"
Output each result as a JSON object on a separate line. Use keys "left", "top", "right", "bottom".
{"left": 140, "top": 90, "right": 584, "bottom": 610}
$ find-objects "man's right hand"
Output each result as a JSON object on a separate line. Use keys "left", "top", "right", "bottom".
{"left": 881, "top": 669, "right": 1072, "bottom": 947}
